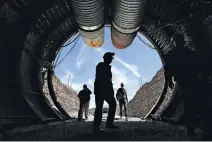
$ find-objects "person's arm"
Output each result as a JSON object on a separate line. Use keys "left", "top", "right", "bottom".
{"left": 164, "top": 55, "right": 174, "bottom": 89}
{"left": 111, "top": 84, "right": 114, "bottom": 95}
{"left": 88, "top": 89, "right": 92, "bottom": 95}
{"left": 109, "top": 66, "right": 114, "bottom": 95}
{"left": 124, "top": 89, "right": 128, "bottom": 103}
{"left": 78, "top": 91, "right": 83, "bottom": 99}
{"left": 96, "top": 63, "right": 100, "bottom": 77}
{"left": 164, "top": 61, "right": 172, "bottom": 82}
{"left": 116, "top": 89, "right": 119, "bottom": 101}
{"left": 164, "top": 65, "right": 174, "bottom": 89}
{"left": 94, "top": 63, "right": 100, "bottom": 95}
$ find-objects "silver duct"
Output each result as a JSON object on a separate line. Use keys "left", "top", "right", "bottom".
{"left": 111, "top": 0, "right": 147, "bottom": 49}
{"left": 72, "top": 0, "right": 105, "bottom": 48}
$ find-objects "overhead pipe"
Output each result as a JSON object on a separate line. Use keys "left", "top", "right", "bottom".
{"left": 111, "top": 0, "right": 147, "bottom": 49}
{"left": 72, "top": 0, "right": 105, "bottom": 48}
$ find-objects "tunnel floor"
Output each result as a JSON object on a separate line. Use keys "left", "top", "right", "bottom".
{"left": 2, "top": 117, "right": 196, "bottom": 141}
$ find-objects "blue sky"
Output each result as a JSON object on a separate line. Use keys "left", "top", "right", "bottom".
{"left": 54, "top": 27, "right": 162, "bottom": 108}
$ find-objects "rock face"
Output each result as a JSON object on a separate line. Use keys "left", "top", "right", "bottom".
{"left": 126, "top": 68, "right": 173, "bottom": 118}
{"left": 43, "top": 75, "right": 79, "bottom": 117}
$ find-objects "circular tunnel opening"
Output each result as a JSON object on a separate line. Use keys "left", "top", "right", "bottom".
{"left": 43, "top": 25, "right": 177, "bottom": 120}
{"left": 2, "top": 0, "right": 201, "bottom": 127}
{"left": 1, "top": 1, "right": 212, "bottom": 139}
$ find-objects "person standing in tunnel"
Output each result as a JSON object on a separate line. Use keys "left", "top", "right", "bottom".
{"left": 93, "top": 52, "right": 119, "bottom": 133}
{"left": 164, "top": 34, "right": 202, "bottom": 139}
{"left": 77, "top": 84, "right": 92, "bottom": 121}
{"left": 116, "top": 83, "right": 128, "bottom": 120}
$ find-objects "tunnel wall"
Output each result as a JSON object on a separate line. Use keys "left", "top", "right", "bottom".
{"left": 0, "top": 0, "right": 211, "bottom": 131}
{"left": 0, "top": 2, "right": 41, "bottom": 127}
{"left": 141, "top": 0, "right": 212, "bottom": 123}
{"left": 20, "top": 0, "right": 78, "bottom": 121}
{"left": 0, "top": 0, "right": 68, "bottom": 128}
{"left": 0, "top": 0, "right": 82, "bottom": 130}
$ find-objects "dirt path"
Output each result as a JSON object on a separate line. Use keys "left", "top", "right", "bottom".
{"left": 3, "top": 118, "right": 191, "bottom": 141}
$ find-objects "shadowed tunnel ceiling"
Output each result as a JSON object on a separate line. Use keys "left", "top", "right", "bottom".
{"left": 0, "top": 0, "right": 212, "bottom": 129}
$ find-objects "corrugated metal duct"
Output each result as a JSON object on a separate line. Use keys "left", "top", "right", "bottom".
{"left": 72, "top": 0, "right": 105, "bottom": 48}
{"left": 111, "top": 0, "right": 147, "bottom": 49}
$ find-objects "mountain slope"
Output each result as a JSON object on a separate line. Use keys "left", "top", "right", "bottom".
{"left": 126, "top": 68, "right": 173, "bottom": 117}
{"left": 43, "top": 75, "right": 79, "bottom": 117}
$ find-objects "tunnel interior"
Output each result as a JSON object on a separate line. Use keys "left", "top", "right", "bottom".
{"left": 0, "top": 0, "right": 212, "bottom": 137}
{"left": 48, "top": 25, "right": 173, "bottom": 119}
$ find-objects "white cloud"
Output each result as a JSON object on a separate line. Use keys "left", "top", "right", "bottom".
{"left": 95, "top": 48, "right": 143, "bottom": 79}
{"left": 96, "top": 48, "right": 104, "bottom": 55}
{"left": 76, "top": 43, "right": 86, "bottom": 69}
{"left": 111, "top": 66, "right": 128, "bottom": 90}
{"left": 114, "top": 56, "right": 141, "bottom": 78}
{"left": 76, "top": 58, "right": 85, "bottom": 69}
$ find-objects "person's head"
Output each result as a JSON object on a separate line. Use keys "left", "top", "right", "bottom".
{"left": 174, "top": 34, "right": 184, "bottom": 48}
{"left": 83, "top": 84, "right": 87, "bottom": 89}
{"left": 121, "top": 83, "right": 124, "bottom": 88}
{"left": 103, "top": 52, "right": 115, "bottom": 64}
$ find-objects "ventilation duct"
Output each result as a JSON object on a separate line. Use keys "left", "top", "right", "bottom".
{"left": 72, "top": 0, "right": 105, "bottom": 48}
{"left": 111, "top": 0, "right": 147, "bottom": 49}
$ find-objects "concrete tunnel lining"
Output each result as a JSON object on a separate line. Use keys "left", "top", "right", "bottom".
{"left": 25, "top": 19, "right": 177, "bottom": 121}
{"left": 0, "top": 0, "right": 211, "bottom": 132}
{"left": 0, "top": 0, "right": 182, "bottom": 125}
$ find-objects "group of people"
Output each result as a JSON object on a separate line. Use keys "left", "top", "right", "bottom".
{"left": 77, "top": 34, "right": 212, "bottom": 139}
{"left": 77, "top": 52, "right": 128, "bottom": 133}
{"left": 77, "top": 82, "right": 128, "bottom": 122}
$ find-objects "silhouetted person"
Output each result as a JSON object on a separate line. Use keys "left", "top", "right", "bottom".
{"left": 164, "top": 34, "right": 202, "bottom": 139}
{"left": 78, "top": 84, "right": 92, "bottom": 121}
{"left": 93, "top": 52, "right": 119, "bottom": 133}
{"left": 116, "top": 83, "right": 128, "bottom": 120}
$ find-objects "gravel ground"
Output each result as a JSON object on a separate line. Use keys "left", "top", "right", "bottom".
{"left": 2, "top": 117, "right": 192, "bottom": 141}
